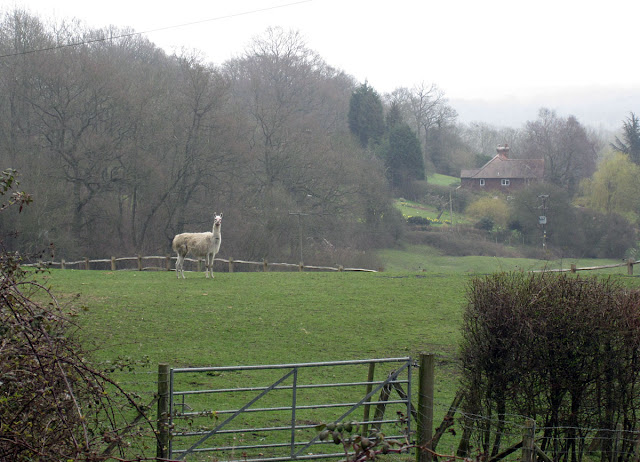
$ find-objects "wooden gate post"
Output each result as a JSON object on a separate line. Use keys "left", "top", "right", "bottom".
{"left": 361, "top": 362, "right": 376, "bottom": 435}
{"left": 521, "top": 419, "right": 535, "bottom": 462}
{"left": 416, "top": 353, "right": 434, "bottom": 462}
{"left": 111, "top": 256, "right": 116, "bottom": 271}
{"left": 157, "top": 363, "right": 170, "bottom": 459}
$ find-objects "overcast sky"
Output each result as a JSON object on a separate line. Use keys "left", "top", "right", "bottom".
{"left": 3, "top": 0, "right": 640, "bottom": 126}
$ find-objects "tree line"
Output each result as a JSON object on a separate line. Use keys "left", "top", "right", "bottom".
{"left": 0, "top": 11, "right": 412, "bottom": 264}
{"left": 1, "top": 8, "right": 638, "bottom": 264}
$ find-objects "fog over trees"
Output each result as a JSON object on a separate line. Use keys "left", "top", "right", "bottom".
{"left": 0, "top": 9, "right": 634, "bottom": 264}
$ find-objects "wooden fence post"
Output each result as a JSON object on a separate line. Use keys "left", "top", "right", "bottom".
{"left": 416, "top": 353, "right": 434, "bottom": 462}
{"left": 84, "top": 257, "right": 90, "bottom": 270}
{"left": 361, "top": 362, "right": 376, "bottom": 436}
{"left": 197, "top": 259, "right": 202, "bottom": 273}
{"left": 298, "top": 262, "right": 304, "bottom": 272}
{"left": 111, "top": 256, "right": 116, "bottom": 271}
{"left": 229, "top": 257, "right": 234, "bottom": 273}
{"left": 157, "top": 363, "right": 170, "bottom": 459}
{"left": 165, "top": 255, "right": 171, "bottom": 271}
{"left": 263, "top": 259, "right": 269, "bottom": 272}
{"left": 61, "top": 259, "right": 65, "bottom": 270}
{"left": 628, "top": 259, "right": 634, "bottom": 276}
{"left": 521, "top": 419, "right": 535, "bottom": 462}
{"left": 137, "top": 255, "right": 143, "bottom": 271}
{"left": 571, "top": 264, "right": 577, "bottom": 273}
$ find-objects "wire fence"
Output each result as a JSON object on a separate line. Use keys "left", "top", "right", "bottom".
{"left": 103, "top": 357, "right": 640, "bottom": 462}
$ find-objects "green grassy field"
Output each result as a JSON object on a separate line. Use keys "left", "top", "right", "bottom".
{"left": 32, "top": 262, "right": 640, "bottom": 459}
{"left": 41, "top": 270, "right": 467, "bottom": 368}
{"left": 377, "top": 245, "right": 632, "bottom": 274}
{"left": 427, "top": 173, "right": 460, "bottom": 187}
{"left": 38, "top": 268, "right": 470, "bottom": 458}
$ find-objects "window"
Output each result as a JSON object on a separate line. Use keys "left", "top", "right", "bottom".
{"left": 501, "top": 179, "right": 510, "bottom": 186}
{"left": 479, "top": 179, "right": 485, "bottom": 186}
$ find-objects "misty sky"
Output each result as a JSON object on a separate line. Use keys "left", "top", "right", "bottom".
{"left": 3, "top": 0, "right": 640, "bottom": 127}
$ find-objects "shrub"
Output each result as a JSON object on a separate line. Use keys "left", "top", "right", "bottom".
{"left": 474, "top": 216, "right": 494, "bottom": 231}
{"left": 574, "top": 209, "right": 637, "bottom": 258}
{"left": 0, "top": 170, "right": 152, "bottom": 460}
{"left": 407, "top": 216, "right": 431, "bottom": 226}
{"left": 404, "top": 230, "right": 525, "bottom": 257}
{"left": 466, "top": 196, "right": 509, "bottom": 227}
{"left": 460, "top": 272, "right": 640, "bottom": 460}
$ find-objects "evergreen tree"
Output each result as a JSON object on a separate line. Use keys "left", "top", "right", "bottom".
{"left": 348, "top": 82, "right": 385, "bottom": 149}
{"left": 385, "top": 100, "right": 403, "bottom": 130}
{"left": 382, "top": 123, "right": 425, "bottom": 188}
{"left": 611, "top": 112, "right": 640, "bottom": 165}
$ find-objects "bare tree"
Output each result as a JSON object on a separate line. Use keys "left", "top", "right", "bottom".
{"left": 386, "top": 82, "right": 457, "bottom": 172}
{"left": 521, "top": 108, "right": 597, "bottom": 195}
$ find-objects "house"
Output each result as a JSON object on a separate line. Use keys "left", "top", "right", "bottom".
{"left": 460, "top": 145, "right": 544, "bottom": 191}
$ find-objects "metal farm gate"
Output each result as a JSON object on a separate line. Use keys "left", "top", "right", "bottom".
{"left": 162, "top": 357, "right": 417, "bottom": 461}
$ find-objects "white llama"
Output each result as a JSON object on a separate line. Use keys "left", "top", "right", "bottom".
{"left": 172, "top": 214, "right": 222, "bottom": 279}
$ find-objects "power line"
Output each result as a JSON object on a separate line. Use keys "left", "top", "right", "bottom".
{"left": 0, "top": 0, "right": 312, "bottom": 59}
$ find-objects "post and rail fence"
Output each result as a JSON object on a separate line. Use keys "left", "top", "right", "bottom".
{"left": 533, "top": 258, "right": 640, "bottom": 276}
{"left": 23, "top": 255, "right": 378, "bottom": 273}
{"left": 23, "top": 256, "right": 640, "bottom": 275}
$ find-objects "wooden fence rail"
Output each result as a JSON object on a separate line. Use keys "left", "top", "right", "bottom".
{"left": 533, "top": 259, "right": 640, "bottom": 276}
{"left": 24, "top": 257, "right": 639, "bottom": 275}
{"left": 23, "top": 255, "right": 378, "bottom": 273}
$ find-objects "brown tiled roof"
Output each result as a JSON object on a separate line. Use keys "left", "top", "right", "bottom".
{"left": 461, "top": 155, "right": 544, "bottom": 180}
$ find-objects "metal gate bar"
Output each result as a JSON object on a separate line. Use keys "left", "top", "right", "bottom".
{"left": 175, "top": 368, "right": 296, "bottom": 460}
{"left": 174, "top": 379, "right": 409, "bottom": 395}
{"left": 169, "top": 357, "right": 413, "bottom": 461}
{"left": 292, "top": 361, "right": 410, "bottom": 458}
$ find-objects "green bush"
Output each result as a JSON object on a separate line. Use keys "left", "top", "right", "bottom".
{"left": 474, "top": 216, "right": 494, "bottom": 231}
{"left": 407, "top": 216, "right": 431, "bottom": 226}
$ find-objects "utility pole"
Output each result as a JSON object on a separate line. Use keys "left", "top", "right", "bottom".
{"left": 538, "top": 194, "right": 549, "bottom": 250}
{"left": 288, "top": 211, "right": 308, "bottom": 263}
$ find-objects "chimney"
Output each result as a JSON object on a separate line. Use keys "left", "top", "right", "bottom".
{"left": 496, "top": 144, "right": 509, "bottom": 159}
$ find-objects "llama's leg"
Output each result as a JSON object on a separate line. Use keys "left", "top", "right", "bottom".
{"left": 213, "top": 253, "right": 217, "bottom": 278}
{"left": 176, "top": 254, "right": 185, "bottom": 279}
{"left": 205, "top": 253, "right": 212, "bottom": 278}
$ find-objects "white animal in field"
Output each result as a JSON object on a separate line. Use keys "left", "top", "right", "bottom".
{"left": 172, "top": 214, "right": 222, "bottom": 279}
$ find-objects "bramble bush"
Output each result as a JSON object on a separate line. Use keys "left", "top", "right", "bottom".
{"left": 0, "top": 170, "right": 154, "bottom": 461}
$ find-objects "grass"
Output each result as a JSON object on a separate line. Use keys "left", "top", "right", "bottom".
{"left": 32, "top": 264, "right": 640, "bottom": 459}
{"left": 427, "top": 173, "right": 460, "bottom": 187}
{"left": 36, "top": 268, "right": 470, "bottom": 458}
{"left": 395, "top": 198, "right": 471, "bottom": 227}
{"left": 376, "top": 244, "right": 632, "bottom": 274}
{"left": 41, "top": 270, "right": 467, "bottom": 368}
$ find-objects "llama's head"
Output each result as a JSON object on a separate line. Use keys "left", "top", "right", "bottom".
{"left": 213, "top": 213, "right": 223, "bottom": 228}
